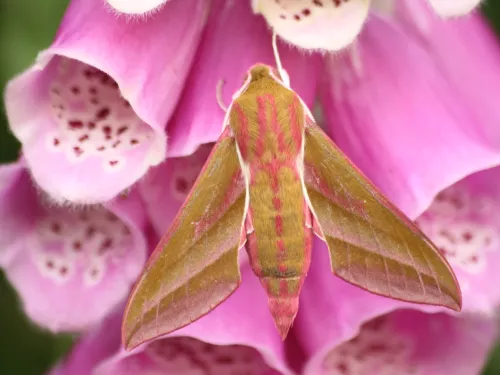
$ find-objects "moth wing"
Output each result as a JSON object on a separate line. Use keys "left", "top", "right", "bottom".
{"left": 122, "top": 127, "right": 247, "bottom": 350}
{"left": 303, "top": 120, "right": 461, "bottom": 311}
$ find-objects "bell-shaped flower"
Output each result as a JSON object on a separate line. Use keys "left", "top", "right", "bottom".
{"left": 252, "top": 0, "right": 481, "bottom": 51}
{"left": 107, "top": 1, "right": 482, "bottom": 50}
{"left": 303, "top": 309, "right": 497, "bottom": 375}
{"left": 50, "top": 266, "right": 296, "bottom": 375}
{"left": 416, "top": 167, "right": 500, "bottom": 313}
{"left": 0, "top": 161, "right": 148, "bottom": 332}
{"left": 4, "top": 0, "right": 208, "bottom": 203}
{"left": 320, "top": 13, "right": 500, "bottom": 219}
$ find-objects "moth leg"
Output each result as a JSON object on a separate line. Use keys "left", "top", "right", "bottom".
{"left": 305, "top": 199, "right": 325, "bottom": 241}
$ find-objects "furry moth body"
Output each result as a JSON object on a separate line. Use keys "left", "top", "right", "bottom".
{"left": 122, "top": 64, "right": 461, "bottom": 350}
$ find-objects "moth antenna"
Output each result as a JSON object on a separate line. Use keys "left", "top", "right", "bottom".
{"left": 216, "top": 79, "right": 228, "bottom": 112}
{"left": 272, "top": 32, "right": 290, "bottom": 88}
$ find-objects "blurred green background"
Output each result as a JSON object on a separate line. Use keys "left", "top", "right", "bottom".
{"left": 0, "top": 0, "right": 500, "bottom": 374}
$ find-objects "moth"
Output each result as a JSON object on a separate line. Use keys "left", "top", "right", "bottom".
{"left": 122, "top": 63, "right": 461, "bottom": 350}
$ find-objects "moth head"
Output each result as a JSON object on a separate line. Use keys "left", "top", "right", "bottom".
{"left": 248, "top": 64, "right": 290, "bottom": 87}
{"left": 231, "top": 64, "right": 290, "bottom": 102}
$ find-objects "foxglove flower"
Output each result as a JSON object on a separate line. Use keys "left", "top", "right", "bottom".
{"left": 139, "top": 144, "right": 213, "bottom": 235}
{"left": 50, "top": 265, "right": 296, "bottom": 375}
{"left": 417, "top": 168, "right": 500, "bottom": 313}
{"left": 0, "top": 161, "right": 148, "bottom": 332}
{"left": 396, "top": 0, "right": 500, "bottom": 148}
{"left": 4, "top": 0, "right": 208, "bottom": 203}
{"left": 321, "top": 13, "right": 500, "bottom": 218}
{"left": 107, "top": 1, "right": 482, "bottom": 51}
{"left": 303, "top": 309, "right": 497, "bottom": 375}
{"left": 253, "top": 0, "right": 482, "bottom": 51}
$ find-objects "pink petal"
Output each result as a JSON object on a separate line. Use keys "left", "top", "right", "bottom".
{"left": 0, "top": 162, "right": 149, "bottom": 332}
{"left": 53, "top": 266, "right": 295, "bottom": 375}
{"left": 5, "top": 0, "right": 208, "bottom": 203}
{"left": 253, "top": 0, "right": 370, "bottom": 51}
{"left": 320, "top": 15, "right": 500, "bottom": 219}
{"left": 49, "top": 306, "right": 122, "bottom": 375}
{"left": 304, "top": 309, "right": 496, "bottom": 375}
{"left": 416, "top": 167, "right": 500, "bottom": 314}
{"left": 107, "top": 0, "right": 168, "bottom": 14}
{"left": 398, "top": 2, "right": 500, "bottom": 150}
{"left": 166, "top": 0, "right": 321, "bottom": 157}
{"left": 0, "top": 162, "right": 38, "bottom": 266}
{"left": 425, "top": 0, "right": 482, "bottom": 17}
{"left": 139, "top": 144, "right": 213, "bottom": 236}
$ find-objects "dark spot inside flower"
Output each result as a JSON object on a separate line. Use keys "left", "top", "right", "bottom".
{"left": 100, "top": 237, "right": 113, "bottom": 250}
{"left": 103, "top": 125, "right": 112, "bottom": 134}
{"left": 462, "top": 231, "right": 473, "bottom": 242}
{"left": 176, "top": 178, "right": 189, "bottom": 194}
{"left": 73, "top": 241, "right": 82, "bottom": 252}
{"left": 302, "top": 8, "right": 311, "bottom": 16}
{"left": 107, "top": 213, "right": 118, "bottom": 221}
{"left": 97, "top": 146, "right": 106, "bottom": 151}
{"left": 112, "top": 140, "right": 121, "bottom": 148}
{"left": 280, "top": 14, "right": 287, "bottom": 19}
{"left": 84, "top": 68, "right": 96, "bottom": 79}
{"left": 451, "top": 196, "right": 464, "bottom": 210}
{"left": 96, "top": 107, "right": 110, "bottom": 120}
{"left": 109, "top": 160, "right": 119, "bottom": 166}
{"left": 78, "top": 134, "right": 89, "bottom": 142}
{"left": 117, "top": 126, "right": 128, "bottom": 135}
{"left": 51, "top": 222, "right": 61, "bottom": 234}
{"left": 100, "top": 75, "right": 111, "bottom": 85}
{"left": 130, "top": 139, "right": 139, "bottom": 145}
{"left": 365, "top": 343, "right": 387, "bottom": 354}
{"left": 294, "top": 14, "right": 300, "bottom": 21}
{"left": 88, "top": 122, "right": 96, "bottom": 130}
{"left": 86, "top": 226, "right": 96, "bottom": 238}
{"left": 73, "top": 146, "right": 84, "bottom": 157}
{"left": 59, "top": 266, "right": 68, "bottom": 276}
{"left": 68, "top": 120, "right": 84, "bottom": 130}
{"left": 53, "top": 138, "right": 60, "bottom": 146}
{"left": 439, "top": 229, "right": 456, "bottom": 244}
{"left": 336, "top": 362, "right": 348, "bottom": 374}
{"left": 71, "top": 86, "right": 80, "bottom": 95}
{"left": 215, "top": 356, "right": 234, "bottom": 364}
{"left": 469, "top": 255, "right": 479, "bottom": 263}
{"left": 89, "top": 87, "right": 97, "bottom": 95}
{"left": 46, "top": 261, "right": 54, "bottom": 269}
{"left": 202, "top": 343, "right": 214, "bottom": 353}
{"left": 313, "top": 0, "right": 323, "bottom": 7}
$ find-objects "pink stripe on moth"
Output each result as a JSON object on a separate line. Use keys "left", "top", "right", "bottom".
{"left": 262, "top": 94, "right": 287, "bottom": 154}
{"left": 256, "top": 96, "right": 268, "bottom": 157}
{"left": 193, "top": 170, "right": 243, "bottom": 239}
